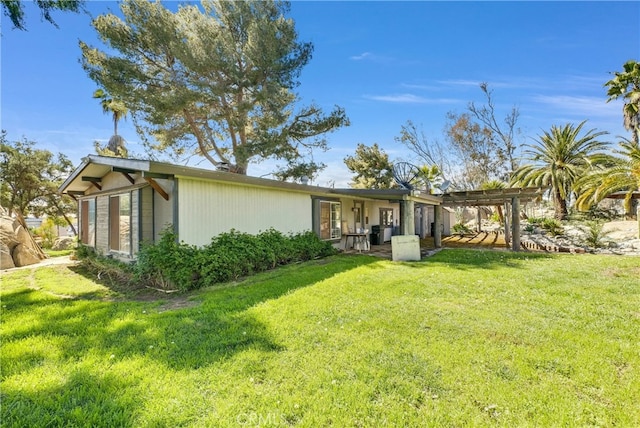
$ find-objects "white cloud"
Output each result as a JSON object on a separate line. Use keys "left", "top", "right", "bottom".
{"left": 350, "top": 52, "right": 373, "bottom": 61}
{"left": 531, "top": 94, "right": 619, "bottom": 119}
{"left": 364, "top": 93, "right": 459, "bottom": 104}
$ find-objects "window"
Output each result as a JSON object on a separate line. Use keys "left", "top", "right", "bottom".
{"left": 320, "top": 201, "right": 341, "bottom": 240}
{"left": 380, "top": 208, "right": 393, "bottom": 227}
{"left": 109, "top": 193, "right": 131, "bottom": 254}
{"left": 80, "top": 198, "right": 96, "bottom": 246}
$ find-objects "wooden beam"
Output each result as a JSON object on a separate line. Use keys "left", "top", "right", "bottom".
{"left": 511, "top": 197, "right": 520, "bottom": 251}
{"left": 145, "top": 177, "right": 169, "bottom": 201}
{"left": 143, "top": 171, "right": 173, "bottom": 180}
{"left": 81, "top": 176, "right": 102, "bottom": 182}
{"left": 112, "top": 167, "right": 137, "bottom": 174}
{"left": 121, "top": 172, "right": 135, "bottom": 184}
{"left": 82, "top": 176, "right": 102, "bottom": 191}
{"left": 112, "top": 167, "right": 136, "bottom": 184}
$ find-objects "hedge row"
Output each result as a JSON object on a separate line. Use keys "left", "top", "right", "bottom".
{"left": 135, "top": 228, "right": 336, "bottom": 291}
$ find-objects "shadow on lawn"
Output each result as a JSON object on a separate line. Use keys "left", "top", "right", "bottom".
{"left": 1, "top": 255, "right": 378, "bottom": 425}
{"left": 1, "top": 369, "right": 136, "bottom": 427}
{"left": 2, "top": 255, "right": 378, "bottom": 369}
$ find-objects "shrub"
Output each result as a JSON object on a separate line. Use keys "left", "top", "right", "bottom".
{"left": 135, "top": 228, "right": 201, "bottom": 291}
{"left": 527, "top": 217, "right": 545, "bottom": 226}
{"left": 452, "top": 223, "right": 473, "bottom": 235}
{"left": 582, "top": 220, "right": 612, "bottom": 249}
{"left": 540, "top": 218, "right": 564, "bottom": 236}
{"left": 135, "top": 227, "right": 337, "bottom": 292}
{"left": 32, "top": 218, "right": 57, "bottom": 249}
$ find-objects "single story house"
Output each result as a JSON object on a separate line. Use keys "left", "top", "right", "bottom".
{"left": 58, "top": 155, "right": 453, "bottom": 260}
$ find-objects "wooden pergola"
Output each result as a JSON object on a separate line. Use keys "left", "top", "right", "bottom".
{"left": 440, "top": 187, "right": 548, "bottom": 251}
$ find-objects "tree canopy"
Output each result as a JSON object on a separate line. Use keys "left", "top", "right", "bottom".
{"left": 344, "top": 143, "right": 396, "bottom": 189}
{"left": 2, "top": 0, "right": 84, "bottom": 30}
{"left": 80, "top": 0, "right": 348, "bottom": 175}
{"left": 605, "top": 60, "right": 640, "bottom": 145}
{"left": 0, "top": 132, "right": 76, "bottom": 232}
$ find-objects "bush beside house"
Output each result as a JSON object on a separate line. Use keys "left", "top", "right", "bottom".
{"left": 79, "top": 228, "right": 336, "bottom": 292}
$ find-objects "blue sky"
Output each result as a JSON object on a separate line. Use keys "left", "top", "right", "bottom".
{"left": 2, "top": 1, "right": 638, "bottom": 187}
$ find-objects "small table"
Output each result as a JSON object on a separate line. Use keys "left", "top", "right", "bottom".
{"left": 343, "top": 233, "right": 369, "bottom": 252}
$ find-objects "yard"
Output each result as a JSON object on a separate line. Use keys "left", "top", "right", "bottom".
{"left": 1, "top": 250, "right": 639, "bottom": 427}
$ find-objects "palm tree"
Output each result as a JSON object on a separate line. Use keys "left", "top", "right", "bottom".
{"left": 480, "top": 179, "right": 507, "bottom": 223}
{"left": 511, "top": 121, "right": 609, "bottom": 220}
{"left": 605, "top": 60, "right": 640, "bottom": 145}
{"left": 93, "top": 88, "right": 129, "bottom": 157}
{"left": 415, "top": 164, "right": 441, "bottom": 192}
{"left": 576, "top": 137, "right": 640, "bottom": 220}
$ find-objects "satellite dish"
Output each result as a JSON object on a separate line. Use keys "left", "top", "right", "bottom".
{"left": 392, "top": 162, "right": 419, "bottom": 190}
{"left": 440, "top": 180, "right": 451, "bottom": 192}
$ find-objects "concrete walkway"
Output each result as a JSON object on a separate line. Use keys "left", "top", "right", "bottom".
{"left": 1, "top": 255, "right": 77, "bottom": 274}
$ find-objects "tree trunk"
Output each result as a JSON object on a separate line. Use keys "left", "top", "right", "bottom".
{"left": 495, "top": 204, "right": 504, "bottom": 224}
{"left": 554, "top": 190, "right": 568, "bottom": 220}
{"left": 625, "top": 198, "right": 638, "bottom": 220}
{"left": 229, "top": 163, "right": 247, "bottom": 175}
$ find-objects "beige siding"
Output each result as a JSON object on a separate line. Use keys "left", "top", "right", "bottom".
{"left": 131, "top": 191, "right": 139, "bottom": 255}
{"left": 140, "top": 186, "right": 154, "bottom": 244}
{"left": 85, "top": 171, "right": 147, "bottom": 195}
{"left": 95, "top": 196, "right": 109, "bottom": 254}
{"left": 178, "top": 178, "right": 312, "bottom": 247}
{"left": 154, "top": 180, "right": 174, "bottom": 241}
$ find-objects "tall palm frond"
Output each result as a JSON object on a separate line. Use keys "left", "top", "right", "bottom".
{"left": 576, "top": 137, "right": 640, "bottom": 216}
{"left": 93, "top": 88, "right": 129, "bottom": 136}
{"left": 605, "top": 60, "right": 640, "bottom": 145}
{"left": 511, "top": 121, "right": 609, "bottom": 220}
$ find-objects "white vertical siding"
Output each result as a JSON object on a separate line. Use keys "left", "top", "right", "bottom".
{"left": 178, "top": 178, "right": 312, "bottom": 247}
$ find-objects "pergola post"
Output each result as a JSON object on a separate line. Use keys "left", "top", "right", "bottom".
{"left": 434, "top": 204, "right": 442, "bottom": 248}
{"left": 401, "top": 199, "right": 415, "bottom": 235}
{"left": 503, "top": 202, "right": 510, "bottom": 246}
{"left": 511, "top": 197, "right": 521, "bottom": 251}
{"left": 476, "top": 208, "right": 482, "bottom": 232}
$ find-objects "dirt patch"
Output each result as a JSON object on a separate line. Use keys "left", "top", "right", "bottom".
{"left": 155, "top": 297, "right": 201, "bottom": 312}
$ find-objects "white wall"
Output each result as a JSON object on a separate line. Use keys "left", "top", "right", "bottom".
{"left": 177, "top": 178, "right": 313, "bottom": 247}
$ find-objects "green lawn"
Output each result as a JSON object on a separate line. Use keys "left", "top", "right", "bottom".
{"left": 1, "top": 250, "right": 639, "bottom": 427}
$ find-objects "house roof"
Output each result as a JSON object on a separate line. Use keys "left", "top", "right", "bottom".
{"left": 58, "top": 155, "right": 444, "bottom": 205}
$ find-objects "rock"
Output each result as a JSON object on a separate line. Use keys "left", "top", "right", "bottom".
{"left": 0, "top": 214, "right": 46, "bottom": 269}
{"left": 1, "top": 242, "right": 15, "bottom": 269}
{"left": 52, "top": 236, "right": 74, "bottom": 251}
{"left": 12, "top": 243, "right": 42, "bottom": 267}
